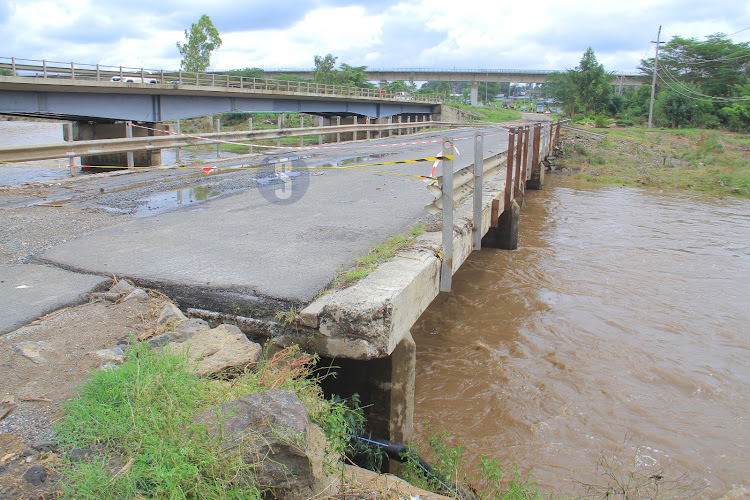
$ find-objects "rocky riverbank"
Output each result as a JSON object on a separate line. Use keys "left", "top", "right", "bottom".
{"left": 0, "top": 279, "right": 448, "bottom": 499}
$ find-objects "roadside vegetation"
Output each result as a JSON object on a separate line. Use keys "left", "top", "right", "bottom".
{"left": 329, "top": 225, "right": 424, "bottom": 290}
{"left": 53, "top": 342, "right": 354, "bottom": 499}
{"left": 449, "top": 103, "right": 522, "bottom": 123}
{"left": 555, "top": 126, "right": 750, "bottom": 198}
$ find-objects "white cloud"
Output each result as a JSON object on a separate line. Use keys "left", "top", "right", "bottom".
{"left": 1, "top": 0, "right": 748, "bottom": 73}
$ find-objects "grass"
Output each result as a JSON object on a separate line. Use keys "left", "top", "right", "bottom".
{"left": 448, "top": 103, "right": 521, "bottom": 123}
{"left": 556, "top": 126, "right": 750, "bottom": 198}
{"left": 53, "top": 342, "right": 355, "bottom": 499}
{"left": 329, "top": 225, "right": 424, "bottom": 290}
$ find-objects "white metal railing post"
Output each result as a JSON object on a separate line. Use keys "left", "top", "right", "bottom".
{"left": 336, "top": 116, "right": 341, "bottom": 143}
{"left": 353, "top": 116, "right": 358, "bottom": 141}
{"left": 179, "top": 71, "right": 182, "bottom": 85}
{"left": 473, "top": 132, "right": 483, "bottom": 251}
{"left": 119, "top": 66, "right": 123, "bottom": 79}
{"left": 71, "top": 62, "right": 75, "bottom": 79}
{"left": 318, "top": 116, "right": 324, "bottom": 145}
{"left": 43, "top": 60, "right": 47, "bottom": 78}
{"left": 141, "top": 68, "right": 145, "bottom": 81}
{"left": 216, "top": 118, "right": 221, "bottom": 157}
{"left": 440, "top": 138, "right": 454, "bottom": 292}
{"left": 248, "top": 117, "right": 253, "bottom": 153}
{"left": 11, "top": 57, "right": 15, "bottom": 75}
{"left": 277, "top": 114, "right": 283, "bottom": 148}
{"left": 64, "top": 122, "right": 74, "bottom": 168}
{"left": 126, "top": 122, "right": 134, "bottom": 168}
{"left": 366, "top": 116, "right": 370, "bottom": 140}
{"left": 96, "top": 64, "right": 100, "bottom": 81}
{"left": 175, "top": 120, "right": 182, "bottom": 163}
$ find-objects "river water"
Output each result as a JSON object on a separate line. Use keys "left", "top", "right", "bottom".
{"left": 412, "top": 176, "right": 749, "bottom": 498}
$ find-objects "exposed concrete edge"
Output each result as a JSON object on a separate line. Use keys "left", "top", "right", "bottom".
{"left": 295, "top": 165, "right": 507, "bottom": 360}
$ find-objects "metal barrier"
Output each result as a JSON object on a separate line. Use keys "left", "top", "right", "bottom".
{"left": 0, "top": 120, "right": 456, "bottom": 164}
{"left": 0, "top": 56, "right": 442, "bottom": 104}
{"left": 426, "top": 121, "right": 562, "bottom": 290}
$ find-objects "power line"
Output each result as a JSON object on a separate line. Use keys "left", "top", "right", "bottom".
{"left": 659, "top": 65, "right": 750, "bottom": 101}
{"left": 729, "top": 26, "right": 750, "bottom": 37}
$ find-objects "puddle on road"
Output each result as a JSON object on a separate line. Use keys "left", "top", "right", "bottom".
{"left": 134, "top": 186, "right": 221, "bottom": 217}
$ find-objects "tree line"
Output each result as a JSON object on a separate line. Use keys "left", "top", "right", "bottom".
{"left": 545, "top": 35, "right": 750, "bottom": 131}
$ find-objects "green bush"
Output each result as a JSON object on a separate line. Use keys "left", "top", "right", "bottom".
{"left": 593, "top": 115, "right": 609, "bottom": 128}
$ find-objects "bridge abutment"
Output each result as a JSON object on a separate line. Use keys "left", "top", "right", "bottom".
{"left": 482, "top": 199, "right": 520, "bottom": 250}
{"left": 66, "top": 122, "right": 168, "bottom": 168}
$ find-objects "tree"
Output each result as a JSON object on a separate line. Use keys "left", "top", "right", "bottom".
{"left": 313, "top": 54, "right": 338, "bottom": 84}
{"left": 384, "top": 80, "right": 409, "bottom": 93}
{"left": 177, "top": 15, "right": 222, "bottom": 72}
{"left": 338, "top": 63, "right": 374, "bottom": 88}
{"left": 437, "top": 81, "right": 452, "bottom": 99}
{"left": 546, "top": 47, "right": 613, "bottom": 117}
{"left": 656, "top": 88, "right": 695, "bottom": 128}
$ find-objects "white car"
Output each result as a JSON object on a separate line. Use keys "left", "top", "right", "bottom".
{"left": 111, "top": 75, "right": 158, "bottom": 84}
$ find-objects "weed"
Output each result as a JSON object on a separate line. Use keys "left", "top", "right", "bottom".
{"left": 575, "top": 438, "right": 705, "bottom": 499}
{"left": 274, "top": 305, "right": 297, "bottom": 325}
{"left": 329, "top": 226, "right": 421, "bottom": 289}
{"left": 399, "top": 427, "right": 542, "bottom": 500}
{"left": 574, "top": 143, "right": 589, "bottom": 156}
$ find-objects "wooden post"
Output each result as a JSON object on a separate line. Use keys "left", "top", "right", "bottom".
{"left": 504, "top": 129, "right": 516, "bottom": 211}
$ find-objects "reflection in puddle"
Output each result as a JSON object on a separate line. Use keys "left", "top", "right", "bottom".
{"left": 135, "top": 186, "right": 221, "bottom": 216}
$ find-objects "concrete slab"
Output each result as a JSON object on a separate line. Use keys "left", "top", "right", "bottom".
{"left": 39, "top": 128, "right": 510, "bottom": 317}
{"left": 0, "top": 264, "right": 108, "bottom": 335}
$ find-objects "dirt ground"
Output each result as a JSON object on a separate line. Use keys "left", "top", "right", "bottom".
{"left": 0, "top": 284, "right": 167, "bottom": 499}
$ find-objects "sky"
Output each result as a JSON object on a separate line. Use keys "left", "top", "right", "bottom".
{"left": 1, "top": 0, "right": 749, "bottom": 75}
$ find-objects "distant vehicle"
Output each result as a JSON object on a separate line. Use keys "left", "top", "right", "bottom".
{"left": 111, "top": 75, "right": 158, "bottom": 84}
{"left": 536, "top": 102, "right": 544, "bottom": 113}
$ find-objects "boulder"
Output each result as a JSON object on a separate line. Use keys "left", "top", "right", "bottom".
{"left": 166, "top": 318, "right": 209, "bottom": 343}
{"left": 123, "top": 288, "right": 150, "bottom": 302}
{"left": 157, "top": 302, "right": 187, "bottom": 326}
{"left": 192, "top": 389, "right": 325, "bottom": 497}
{"left": 89, "top": 346, "right": 125, "bottom": 365}
{"left": 167, "top": 324, "right": 261, "bottom": 377}
{"left": 109, "top": 279, "right": 136, "bottom": 295}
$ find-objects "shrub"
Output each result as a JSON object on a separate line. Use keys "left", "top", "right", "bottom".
{"left": 593, "top": 115, "right": 609, "bottom": 128}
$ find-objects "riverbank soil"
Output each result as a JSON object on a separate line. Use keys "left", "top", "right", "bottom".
{"left": 0, "top": 285, "right": 167, "bottom": 499}
{"left": 551, "top": 126, "right": 750, "bottom": 198}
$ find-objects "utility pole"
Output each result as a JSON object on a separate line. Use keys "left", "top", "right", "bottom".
{"left": 648, "top": 25, "right": 664, "bottom": 129}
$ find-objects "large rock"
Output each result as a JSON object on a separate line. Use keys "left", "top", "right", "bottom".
{"left": 167, "top": 324, "right": 261, "bottom": 377}
{"left": 192, "top": 389, "right": 326, "bottom": 497}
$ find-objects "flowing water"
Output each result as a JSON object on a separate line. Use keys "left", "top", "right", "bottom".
{"left": 412, "top": 176, "right": 750, "bottom": 498}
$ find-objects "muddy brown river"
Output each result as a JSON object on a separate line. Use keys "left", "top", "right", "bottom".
{"left": 412, "top": 176, "right": 749, "bottom": 498}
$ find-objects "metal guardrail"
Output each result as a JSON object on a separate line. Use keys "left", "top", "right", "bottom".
{"left": 0, "top": 120, "right": 454, "bottom": 163}
{"left": 263, "top": 68, "right": 644, "bottom": 77}
{"left": 426, "top": 121, "right": 562, "bottom": 290}
{"left": 0, "top": 57, "right": 442, "bottom": 104}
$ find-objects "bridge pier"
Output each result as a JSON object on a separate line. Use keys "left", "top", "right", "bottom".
{"left": 66, "top": 122, "right": 167, "bottom": 168}
{"left": 320, "top": 331, "right": 416, "bottom": 464}
{"left": 470, "top": 82, "right": 480, "bottom": 106}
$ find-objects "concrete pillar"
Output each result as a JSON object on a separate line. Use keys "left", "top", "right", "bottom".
{"left": 470, "top": 82, "right": 480, "bottom": 106}
{"left": 482, "top": 199, "right": 520, "bottom": 250}
{"left": 317, "top": 332, "right": 417, "bottom": 471}
{"left": 73, "top": 122, "right": 163, "bottom": 169}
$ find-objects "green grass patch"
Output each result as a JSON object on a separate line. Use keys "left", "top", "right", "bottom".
{"left": 54, "top": 343, "right": 356, "bottom": 499}
{"left": 329, "top": 225, "right": 423, "bottom": 289}
{"left": 448, "top": 104, "right": 521, "bottom": 123}
{"left": 558, "top": 127, "right": 750, "bottom": 198}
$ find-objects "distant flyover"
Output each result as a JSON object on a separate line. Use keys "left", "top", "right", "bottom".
{"left": 262, "top": 68, "right": 645, "bottom": 86}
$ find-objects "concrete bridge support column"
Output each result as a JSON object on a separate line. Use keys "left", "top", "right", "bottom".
{"left": 470, "top": 82, "right": 480, "bottom": 106}
{"left": 69, "top": 122, "right": 165, "bottom": 168}
{"left": 319, "top": 332, "right": 416, "bottom": 470}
